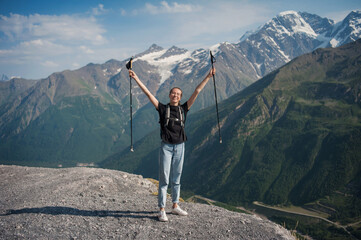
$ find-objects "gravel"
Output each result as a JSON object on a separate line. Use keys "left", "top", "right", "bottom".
{"left": 0, "top": 165, "right": 294, "bottom": 239}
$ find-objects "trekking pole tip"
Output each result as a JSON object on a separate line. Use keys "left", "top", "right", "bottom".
{"left": 220, "top": 139, "right": 222, "bottom": 144}
{"left": 130, "top": 146, "right": 134, "bottom": 152}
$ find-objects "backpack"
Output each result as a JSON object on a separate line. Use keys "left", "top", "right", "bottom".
{"left": 164, "top": 104, "right": 185, "bottom": 128}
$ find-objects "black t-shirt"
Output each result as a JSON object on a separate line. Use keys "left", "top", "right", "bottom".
{"left": 157, "top": 102, "right": 189, "bottom": 144}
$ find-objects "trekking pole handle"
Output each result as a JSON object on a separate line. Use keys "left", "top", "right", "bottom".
{"left": 126, "top": 57, "right": 133, "bottom": 70}
{"left": 210, "top": 51, "right": 216, "bottom": 66}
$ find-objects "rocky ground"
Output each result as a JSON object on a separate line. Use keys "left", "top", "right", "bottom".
{"left": 0, "top": 165, "right": 294, "bottom": 239}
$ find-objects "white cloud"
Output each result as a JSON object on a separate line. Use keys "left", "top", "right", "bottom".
{"left": 0, "top": 49, "right": 14, "bottom": 55}
{"left": 155, "top": 1, "right": 271, "bottom": 45}
{"left": 123, "top": 1, "right": 270, "bottom": 47}
{"left": 0, "top": 12, "right": 110, "bottom": 78}
{"left": 145, "top": 1, "right": 197, "bottom": 14}
{"left": 41, "top": 60, "right": 59, "bottom": 67}
{"left": 79, "top": 45, "right": 95, "bottom": 54}
{"left": 0, "top": 1, "right": 272, "bottom": 79}
{"left": 130, "top": 1, "right": 201, "bottom": 15}
{"left": 92, "top": 4, "right": 108, "bottom": 16}
{"left": 22, "top": 39, "right": 71, "bottom": 55}
{"left": 120, "top": 8, "right": 127, "bottom": 16}
{"left": 0, "top": 13, "right": 107, "bottom": 45}
{"left": 1, "top": 39, "right": 71, "bottom": 62}
{"left": 72, "top": 62, "right": 81, "bottom": 68}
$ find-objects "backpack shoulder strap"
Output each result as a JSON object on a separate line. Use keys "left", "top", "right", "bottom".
{"left": 165, "top": 104, "right": 170, "bottom": 127}
{"left": 164, "top": 104, "right": 185, "bottom": 128}
{"left": 178, "top": 105, "right": 184, "bottom": 127}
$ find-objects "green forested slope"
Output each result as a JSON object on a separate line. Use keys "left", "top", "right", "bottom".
{"left": 101, "top": 39, "right": 361, "bottom": 208}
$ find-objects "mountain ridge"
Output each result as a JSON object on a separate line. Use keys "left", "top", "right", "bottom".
{"left": 101, "top": 38, "right": 361, "bottom": 207}
{"left": 1, "top": 10, "right": 360, "bottom": 167}
{"left": 236, "top": 10, "right": 361, "bottom": 77}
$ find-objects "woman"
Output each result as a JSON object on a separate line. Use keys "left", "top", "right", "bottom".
{"left": 129, "top": 67, "right": 216, "bottom": 222}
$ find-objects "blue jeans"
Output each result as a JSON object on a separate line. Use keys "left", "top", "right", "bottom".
{"left": 158, "top": 141, "right": 185, "bottom": 208}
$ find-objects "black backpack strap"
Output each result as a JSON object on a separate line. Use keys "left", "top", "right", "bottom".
{"left": 178, "top": 106, "right": 184, "bottom": 127}
{"left": 164, "top": 103, "right": 185, "bottom": 128}
{"left": 164, "top": 104, "right": 170, "bottom": 127}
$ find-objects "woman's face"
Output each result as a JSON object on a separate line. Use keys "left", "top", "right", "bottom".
{"left": 169, "top": 88, "right": 182, "bottom": 105}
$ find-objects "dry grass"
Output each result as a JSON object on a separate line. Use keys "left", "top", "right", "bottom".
{"left": 145, "top": 178, "right": 184, "bottom": 202}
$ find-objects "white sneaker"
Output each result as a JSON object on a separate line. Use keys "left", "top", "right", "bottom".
{"left": 158, "top": 210, "right": 168, "bottom": 222}
{"left": 172, "top": 206, "right": 188, "bottom": 216}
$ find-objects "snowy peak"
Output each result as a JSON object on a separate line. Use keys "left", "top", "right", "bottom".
{"left": 245, "top": 10, "right": 361, "bottom": 47}
{"left": 147, "top": 43, "right": 164, "bottom": 53}
{"left": 347, "top": 10, "right": 361, "bottom": 39}
{"left": 129, "top": 10, "right": 361, "bottom": 85}
{"left": 269, "top": 11, "right": 318, "bottom": 38}
{"left": 130, "top": 10, "right": 361, "bottom": 87}
{"left": 135, "top": 44, "right": 164, "bottom": 58}
{"left": 156, "top": 46, "right": 188, "bottom": 60}
{"left": 135, "top": 45, "right": 191, "bottom": 84}
{"left": 331, "top": 10, "right": 361, "bottom": 46}
{"left": 343, "top": 10, "right": 361, "bottom": 27}
{"left": 299, "top": 12, "right": 334, "bottom": 36}
{"left": 236, "top": 10, "right": 361, "bottom": 77}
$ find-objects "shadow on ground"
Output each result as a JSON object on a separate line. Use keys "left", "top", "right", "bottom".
{"left": 2, "top": 206, "right": 158, "bottom": 220}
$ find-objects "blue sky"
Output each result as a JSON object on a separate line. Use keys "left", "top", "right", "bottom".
{"left": 1, "top": 0, "right": 360, "bottom": 79}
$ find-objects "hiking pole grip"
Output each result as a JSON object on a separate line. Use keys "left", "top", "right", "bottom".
{"left": 210, "top": 51, "right": 222, "bottom": 144}
{"left": 126, "top": 57, "right": 134, "bottom": 152}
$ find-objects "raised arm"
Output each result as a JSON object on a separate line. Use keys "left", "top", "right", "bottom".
{"left": 186, "top": 67, "right": 216, "bottom": 110}
{"left": 129, "top": 70, "right": 159, "bottom": 109}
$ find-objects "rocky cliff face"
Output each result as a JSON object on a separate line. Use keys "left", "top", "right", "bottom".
{"left": 0, "top": 165, "right": 294, "bottom": 239}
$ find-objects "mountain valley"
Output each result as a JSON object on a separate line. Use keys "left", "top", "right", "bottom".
{"left": 1, "top": 10, "right": 361, "bottom": 239}
{"left": 1, "top": 10, "right": 360, "bottom": 166}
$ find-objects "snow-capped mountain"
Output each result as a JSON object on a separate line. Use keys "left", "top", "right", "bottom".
{"left": 131, "top": 42, "right": 254, "bottom": 110}
{"left": 1, "top": 10, "right": 360, "bottom": 166}
{"left": 134, "top": 45, "right": 192, "bottom": 84}
{"left": 123, "top": 9, "right": 361, "bottom": 141}
{"left": 235, "top": 10, "right": 361, "bottom": 77}
{"left": 330, "top": 10, "right": 361, "bottom": 47}
{"left": 130, "top": 10, "right": 361, "bottom": 97}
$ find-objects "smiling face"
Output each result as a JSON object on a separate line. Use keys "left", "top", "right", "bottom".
{"left": 169, "top": 87, "right": 182, "bottom": 106}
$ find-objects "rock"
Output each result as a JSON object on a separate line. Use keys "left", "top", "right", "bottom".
{"left": 0, "top": 165, "right": 294, "bottom": 239}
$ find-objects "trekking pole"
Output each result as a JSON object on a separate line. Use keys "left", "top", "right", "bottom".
{"left": 210, "top": 51, "right": 222, "bottom": 143}
{"left": 126, "top": 57, "right": 134, "bottom": 152}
